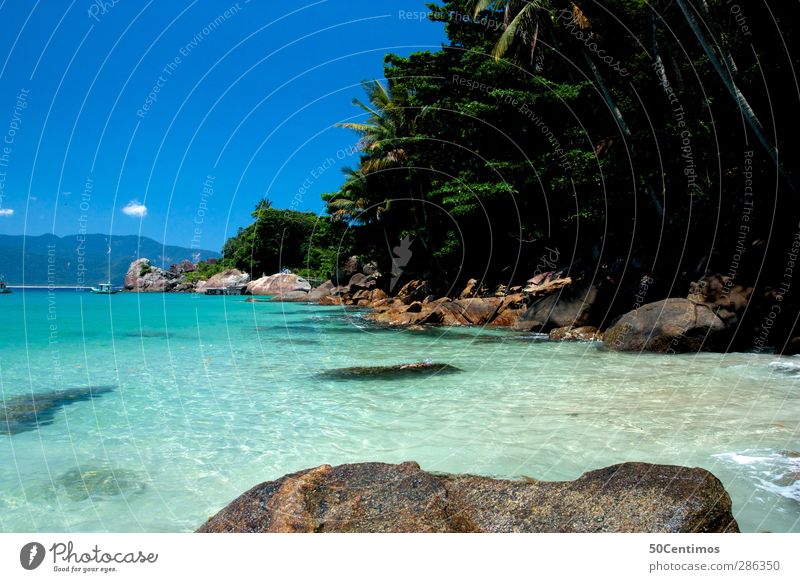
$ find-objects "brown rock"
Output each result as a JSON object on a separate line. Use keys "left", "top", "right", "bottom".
{"left": 369, "top": 288, "right": 387, "bottom": 303}
{"left": 319, "top": 296, "right": 342, "bottom": 306}
{"left": 459, "top": 278, "right": 479, "bottom": 299}
{"left": 523, "top": 276, "right": 572, "bottom": 296}
{"left": 396, "top": 279, "right": 430, "bottom": 305}
{"left": 197, "top": 461, "right": 739, "bottom": 533}
{"left": 308, "top": 280, "right": 335, "bottom": 302}
{"left": 406, "top": 301, "right": 423, "bottom": 313}
{"left": 514, "top": 283, "right": 599, "bottom": 332}
{"left": 604, "top": 298, "right": 728, "bottom": 353}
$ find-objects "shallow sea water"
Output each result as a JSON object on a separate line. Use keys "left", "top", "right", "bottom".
{"left": 0, "top": 290, "right": 798, "bottom": 532}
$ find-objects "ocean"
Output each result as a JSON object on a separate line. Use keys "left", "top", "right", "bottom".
{"left": 0, "top": 289, "right": 798, "bottom": 532}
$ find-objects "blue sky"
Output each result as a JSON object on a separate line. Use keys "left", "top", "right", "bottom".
{"left": 0, "top": 0, "right": 447, "bottom": 251}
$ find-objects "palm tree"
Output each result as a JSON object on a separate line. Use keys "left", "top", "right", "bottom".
{"left": 336, "top": 79, "right": 411, "bottom": 174}
{"left": 673, "top": 0, "right": 792, "bottom": 189}
{"left": 322, "top": 166, "right": 386, "bottom": 223}
{"left": 474, "top": 0, "right": 547, "bottom": 64}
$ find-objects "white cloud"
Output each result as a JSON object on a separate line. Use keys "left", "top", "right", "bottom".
{"left": 122, "top": 200, "right": 147, "bottom": 218}
{"left": 0, "top": 208, "right": 14, "bottom": 217}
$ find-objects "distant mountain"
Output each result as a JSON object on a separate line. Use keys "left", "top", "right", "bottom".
{"left": 0, "top": 234, "right": 220, "bottom": 286}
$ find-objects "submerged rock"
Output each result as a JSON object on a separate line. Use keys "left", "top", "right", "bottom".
{"left": 0, "top": 386, "right": 115, "bottom": 436}
{"left": 317, "top": 362, "right": 462, "bottom": 380}
{"left": 54, "top": 465, "right": 147, "bottom": 501}
{"left": 197, "top": 461, "right": 739, "bottom": 533}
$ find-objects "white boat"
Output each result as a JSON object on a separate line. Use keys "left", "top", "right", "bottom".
{"left": 0, "top": 281, "right": 10, "bottom": 294}
{"left": 90, "top": 282, "right": 119, "bottom": 294}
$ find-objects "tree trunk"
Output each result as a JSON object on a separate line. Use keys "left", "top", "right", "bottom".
{"left": 584, "top": 53, "right": 665, "bottom": 217}
{"left": 675, "top": 0, "right": 793, "bottom": 190}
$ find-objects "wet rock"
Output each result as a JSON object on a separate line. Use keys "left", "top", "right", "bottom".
{"left": 197, "top": 461, "right": 739, "bottom": 533}
{"left": 549, "top": 326, "right": 602, "bottom": 341}
{"left": 514, "top": 283, "right": 600, "bottom": 332}
{"left": 604, "top": 298, "right": 728, "bottom": 353}
{"left": 246, "top": 273, "right": 310, "bottom": 296}
{"left": 0, "top": 386, "right": 115, "bottom": 436}
{"left": 268, "top": 291, "right": 312, "bottom": 302}
{"left": 319, "top": 296, "right": 343, "bottom": 306}
{"left": 317, "top": 362, "right": 461, "bottom": 380}
{"left": 308, "top": 280, "right": 335, "bottom": 302}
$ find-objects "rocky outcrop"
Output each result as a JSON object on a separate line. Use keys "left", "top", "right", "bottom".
{"left": 196, "top": 460, "right": 739, "bottom": 533}
{"left": 366, "top": 295, "right": 527, "bottom": 328}
{"left": 195, "top": 269, "right": 250, "bottom": 293}
{"left": 514, "top": 282, "right": 600, "bottom": 332}
{"left": 308, "top": 280, "right": 335, "bottom": 302}
{"left": 246, "top": 273, "right": 310, "bottom": 297}
{"left": 603, "top": 298, "right": 728, "bottom": 353}
{"left": 687, "top": 274, "right": 752, "bottom": 329}
{"left": 124, "top": 258, "right": 185, "bottom": 292}
{"left": 332, "top": 256, "right": 362, "bottom": 286}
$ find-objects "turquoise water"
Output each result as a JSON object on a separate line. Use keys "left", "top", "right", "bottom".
{"left": 0, "top": 289, "right": 798, "bottom": 532}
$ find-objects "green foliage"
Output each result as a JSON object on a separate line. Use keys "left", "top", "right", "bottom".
{"left": 222, "top": 0, "right": 797, "bottom": 290}
{"left": 139, "top": 264, "right": 152, "bottom": 277}
{"left": 220, "top": 200, "right": 350, "bottom": 280}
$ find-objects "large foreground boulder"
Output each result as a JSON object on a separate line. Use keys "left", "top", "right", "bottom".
{"left": 197, "top": 461, "right": 738, "bottom": 533}
{"left": 195, "top": 269, "right": 250, "bottom": 293}
{"left": 247, "top": 273, "right": 311, "bottom": 296}
{"left": 604, "top": 298, "right": 728, "bottom": 352}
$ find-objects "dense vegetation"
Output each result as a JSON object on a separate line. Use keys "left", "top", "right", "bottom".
{"left": 221, "top": 0, "right": 797, "bottom": 298}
